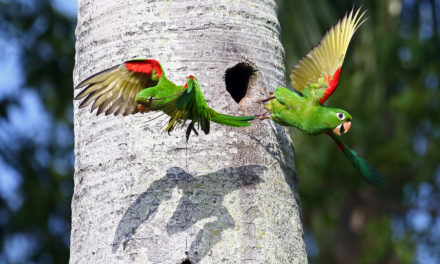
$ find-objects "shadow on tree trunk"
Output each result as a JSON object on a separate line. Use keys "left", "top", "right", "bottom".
{"left": 112, "top": 165, "right": 267, "bottom": 262}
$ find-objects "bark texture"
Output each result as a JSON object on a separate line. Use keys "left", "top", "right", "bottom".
{"left": 71, "top": 0, "right": 307, "bottom": 263}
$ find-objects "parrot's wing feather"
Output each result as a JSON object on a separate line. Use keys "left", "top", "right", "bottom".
{"left": 327, "top": 131, "right": 389, "bottom": 188}
{"left": 159, "top": 77, "right": 255, "bottom": 137}
{"left": 290, "top": 8, "right": 366, "bottom": 104}
{"left": 75, "top": 59, "right": 163, "bottom": 116}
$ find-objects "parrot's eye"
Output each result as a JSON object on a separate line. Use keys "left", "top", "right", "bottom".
{"left": 337, "top": 113, "right": 345, "bottom": 121}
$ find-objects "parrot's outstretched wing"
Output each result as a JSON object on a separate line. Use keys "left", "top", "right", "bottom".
{"left": 327, "top": 131, "right": 389, "bottom": 188}
{"left": 290, "top": 8, "right": 366, "bottom": 104}
{"left": 74, "top": 59, "right": 164, "bottom": 116}
{"left": 160, "top": 76, "right": 255, "bottom": 139}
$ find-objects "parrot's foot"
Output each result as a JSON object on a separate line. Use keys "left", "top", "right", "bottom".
{"left": 185, "top": 121, "right": 199, "bottom": 142}
{"left": 255, "top": 115, "right": 270, "bottom": 120}
{"left": 255, "top": 94, "right": 275, "bottom": 103}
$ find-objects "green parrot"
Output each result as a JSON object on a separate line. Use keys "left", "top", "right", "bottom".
{"left": 258, "top": 8, "right": 388, "bottom": 187}
{"left": 74, "top": 59, "right": 255, "bottom": 140}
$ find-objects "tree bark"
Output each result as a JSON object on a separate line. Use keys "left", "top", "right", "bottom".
{"left": 71, "top": 0, "right": 307, "bottom": 263}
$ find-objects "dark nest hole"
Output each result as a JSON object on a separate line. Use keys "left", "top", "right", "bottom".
{"left": 224, "top": 62, "right": 257, "bottom": 103}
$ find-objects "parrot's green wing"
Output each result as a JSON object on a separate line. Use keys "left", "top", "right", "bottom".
{"left": 75, "top": 59, "right": 164, "bottom": 116}
{"left": 327, "top": 131, "right": 389, "bottom": 188}
{"left": 160, "top": 76, "right": 255, "bottom": 139}
{"left": 290, "top": 8, "right": 366, "bottom": 104}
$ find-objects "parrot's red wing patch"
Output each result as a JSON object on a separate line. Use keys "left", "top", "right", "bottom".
{"left": 125, "top": 59, "right": 162, "bottom": 79}
{"left": 320, "top": 67, "right": 342, "bottom": 104}
{"left": 75, "top": 59, "right": 164, "bottom": 116}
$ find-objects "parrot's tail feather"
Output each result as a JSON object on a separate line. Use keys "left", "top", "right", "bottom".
{"left": 326, "top": 132, "right": 389, "bottom": 188}
{"left": 209, "top": 109, "right": 255, "bottom": 127}
{"left": 343, "top": 147, "right": 389, "bottom": 188}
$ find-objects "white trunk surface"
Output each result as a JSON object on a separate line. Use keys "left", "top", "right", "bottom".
{"left": 71, "top": 0, "right": 307, "bottom": 263}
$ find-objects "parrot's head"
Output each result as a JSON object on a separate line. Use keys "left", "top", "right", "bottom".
{"left": 325, "top": 108, "right": 352, "bottom": 136}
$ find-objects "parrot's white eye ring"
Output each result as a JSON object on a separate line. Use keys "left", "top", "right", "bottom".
{"left": 337, "top": 113, "right": 345, "bottom": 121}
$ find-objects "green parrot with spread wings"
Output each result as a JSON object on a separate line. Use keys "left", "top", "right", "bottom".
{"left": 258, "top": 8, "right": 388, "bottom": 187}
{"left": 74, "top": 59, "right": 254, "bottom": 140}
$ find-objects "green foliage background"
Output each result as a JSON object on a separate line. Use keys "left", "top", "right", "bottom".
{"left": 0, "top": 0, "right": 438, "bottom": 263}
{"left": 278, "top": 0, "right": 439, "bottom": 263}
{"left": 0, "top": 0, "right": 74, "bottom": 263}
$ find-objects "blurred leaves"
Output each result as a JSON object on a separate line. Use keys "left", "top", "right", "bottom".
{"left": 278, "top": 0, "right": 440, "bottom": 263}
{"left": 0, "top": 0, "right": 74, "bottom": 263}
{"left": 0, "top": 98, "right": 17, "bottom": 118}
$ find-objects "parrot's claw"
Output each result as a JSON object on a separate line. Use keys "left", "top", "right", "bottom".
{"left": 255, "top": 95, "right": 275, "bottom": 103}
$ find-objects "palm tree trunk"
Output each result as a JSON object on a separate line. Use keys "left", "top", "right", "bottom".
{"left": 71, "top": 0, "right": 307, "bottom": 263}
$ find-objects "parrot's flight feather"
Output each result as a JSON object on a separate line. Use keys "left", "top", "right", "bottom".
{"left": 75, "top": 59, "right": 163, "bottom": 116}
{"left": 290, "top": 8, "right": 366, "bottom": 104}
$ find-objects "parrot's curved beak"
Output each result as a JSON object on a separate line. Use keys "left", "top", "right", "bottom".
{"left": 136, "top": 103, "right": 149, "bottom": 114}
{"left": 333, "top": 121, "right": 352, "bottom": 136}
{"left": 135, "top": 91, "right": 153, "bottom": 113}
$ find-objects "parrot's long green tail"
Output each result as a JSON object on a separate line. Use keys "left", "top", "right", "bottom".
{"left": 209, "top": 109, "right": 255, "bottom": 127}
{"left": 327, "top": 132, "right": 389, "bottom": 188}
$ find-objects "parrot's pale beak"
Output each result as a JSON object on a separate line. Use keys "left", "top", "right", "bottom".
{"left": 333, "top": 121, "right": 352, "bottom": 136}
{"left": 136, "top": 103, "right": 150, "bottom": 114}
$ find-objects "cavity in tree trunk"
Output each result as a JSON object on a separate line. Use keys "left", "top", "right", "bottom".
{"left": 71, "top": 0, "right": 307, "bottom": 263}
